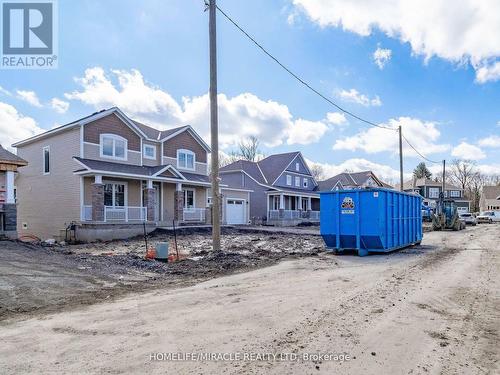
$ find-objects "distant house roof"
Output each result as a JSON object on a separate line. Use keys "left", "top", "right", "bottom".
{"left": 0, "top": 145, "right": 27, "bottom": 166}
{"left": 318, "top": 171, "right": 389, "bottom": 191}
{"left": 220, "top": 151, "right": 304, "bottom": 186}
{"left": 482, "top": 185, "right": 500, "bottom": 200}
{"left": 396, "top": 178, "right": 462, "bottom": 191}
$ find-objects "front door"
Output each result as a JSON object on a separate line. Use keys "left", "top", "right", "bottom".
{"left": 301, "top": 197, "right": 308, "bottom": 211}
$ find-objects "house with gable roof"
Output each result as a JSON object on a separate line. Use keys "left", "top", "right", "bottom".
{"left": 220, "top": 152, "right": 320, "bottom": 225}
{"left": 13, "top": 107, "right": 215, "bottom": 241}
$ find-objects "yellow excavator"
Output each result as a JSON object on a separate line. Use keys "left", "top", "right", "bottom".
{"left": 432, "top": 193, "right": 465, "bottom": 231}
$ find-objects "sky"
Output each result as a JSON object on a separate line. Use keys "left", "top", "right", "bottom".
{"left": 1, "top": 0, "right": 499, "bottom": 183}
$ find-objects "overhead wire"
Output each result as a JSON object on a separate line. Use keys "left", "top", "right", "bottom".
{"left": 215, "top": 3, "right": 442, "bottom": 164}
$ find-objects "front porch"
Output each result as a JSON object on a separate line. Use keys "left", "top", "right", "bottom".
{"left": 266, "top": 192, "right": 320, "bottom": 226}
{"left": 80, "top": 174, "right": 209, "bottom": 226}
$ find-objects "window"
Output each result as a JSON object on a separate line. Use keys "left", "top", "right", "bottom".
{"left": 104, "top": 183, "right": 126, "bottom": 207}
{"left": 273, "top": 196, "right": 280, "bottom": 210}
{"left": 429, "top": 187, "right": 439, "bottom": 199}
{"left": 100, "top": 134, "right": 127, "bottom": 160}
{"left": 450, "top": 190, "right": 460, "bottom": 198}
{"left": 42, "top": 146, "right": 50, "bottom": 174}
{"left": 177, "top": 149, "right": 195, "bottom": 170}
{"left": 303, "top": 178, "right": 308, "bottom": 188}
{"left": 183, "top": 189, "right": 195, "bottom": 208}
{"left": 286, "top": 175, "right": 292, "bottom": 186}
{"left": 207, "top": 197, "right": 212, "bottom": 206}
{"left": 295, "top": 176, "right": 300, "bottom": 187}
{"left": 143, "top": 144, "right": 156, "bottom": 160}
{"left": 295, "top": 162, "right": 300, "bottom": 171}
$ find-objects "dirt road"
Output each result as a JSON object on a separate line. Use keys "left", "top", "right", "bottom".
{"left": 1, "top": 225, "right": 498, "bottom": 374}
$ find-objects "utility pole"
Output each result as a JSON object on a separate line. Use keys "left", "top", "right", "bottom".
{"left": 398, "top": 126, "right": 403, "bottom": 191}
{"left": 442, "top": 159, "right": 446, "bottom": 195}
{"left": 209, "top": 0, "right": 221, "bottom": 251}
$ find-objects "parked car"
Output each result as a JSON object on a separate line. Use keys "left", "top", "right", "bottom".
{"left": 477, "top": 211, "right": 500, "bottom": 224}
{"left": 459, "top": 212, "right": 477, "bottom": 226}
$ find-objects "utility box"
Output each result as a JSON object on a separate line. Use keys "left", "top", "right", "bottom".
{"left": 320, "top": 188, "right": 422, "bottom": 256}
{"left": 155, "top": 242, "right": 169, "bottom": 260}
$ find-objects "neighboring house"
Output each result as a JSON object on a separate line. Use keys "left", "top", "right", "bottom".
{"left": 479, "top": 186, "right": 500, "bottom": 212}
{"left": 318, "top": 171, "right": 392, "bottom": 191}
{"left": 0, "top": 145, "right": 28, "bottom": 238}
{"left": 220, "top": 152, "right": 320, "bottom": 226}
{"left": 13, "top": 107, "right": 213, "bottom": 241}
{"left": 396, "top": 178, "right": 470, "bottom": 212}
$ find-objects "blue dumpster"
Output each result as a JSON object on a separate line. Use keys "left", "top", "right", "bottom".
{"left": 320, "top": 188, "right": 422, "bottom": 256}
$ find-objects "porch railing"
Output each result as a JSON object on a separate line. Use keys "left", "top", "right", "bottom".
{"left": 81, "top": 206, "right": 146, "bottom": 222}
{"left": 268, "top": 210, "right": 320, "bottom": 221}
{"left": 183, "top": 208, "right": 205, "bottom": 222}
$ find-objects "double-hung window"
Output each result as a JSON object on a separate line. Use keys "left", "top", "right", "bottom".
{"left": 143, "top": 144, "right": 156, "bottom": 160}
{"left": 104, "top": 183, "right": 126, "bottom": 207}
{"left": 183, "top": 189, "right": 195, "bottom": 208}
{"left": 303, "top": 178, "right": 308, "bottom": 188}
{"left": 429, "top": 187, "right": 439, "bottom": 199}
{"left": 100, "top": 134, "right": 127, "bottom": 161}
{"left": 295, "top": 176, "right": 300, "bottom": 187}
{"left": 286, "top": 175, "right": 292, "bottom": 186}
{"left": 177, "top": 149, "right": 195, "bottom": 170}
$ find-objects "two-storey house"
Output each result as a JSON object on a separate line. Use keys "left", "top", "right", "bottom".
{"left": 220, "top": 152, "right": 320, "bottom": 225}
{"left": 13, "top": 107, "right": 212, "bottom": 241}
{"left": 397, "top": 178, "right": 470, "bottom": 212}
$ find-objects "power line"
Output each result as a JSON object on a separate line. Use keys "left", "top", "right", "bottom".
{"left": 216, "top": 3, "right": 441, "bottom": 165}
{"left": 401, "top": 134, "right": 440, "bottom": 164}
{"left": 215, "top": 4, "right": 393, "bottom": 130}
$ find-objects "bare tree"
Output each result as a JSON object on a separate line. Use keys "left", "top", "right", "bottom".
{"left": 310, "top": 164, "right": 325, "bottom": 181}
{"left": 448, "top": 159, "right": 478, "bottom": 192}
{"left": 238, "top": 136, "right": 261, "bottom": 162}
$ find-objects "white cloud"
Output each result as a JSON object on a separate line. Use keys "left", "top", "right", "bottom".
{"left": 333, "top": 117, "right": 449, "bottom": 157}
{"left": 16, "top": 90, "right": 42, "bottom": 107}
{"left": 326, "top": 111, "right": 347, "bottom": 126}
{"left": 287, "top": 119, "right": 329, "bottom": 145}
{"left": 65, "top": 67, "right": 333, "bottom": 148}
{"left": 476, "top": 163, "right": 500, "bottom": 175}
{"left": 451, "top": 142, "right": 486, "bottom": 160}
{"left": 293, "top": 0, "right": 500, "bottom": 83}
{"left": 0, "top": 102, "right": 44, "bottom": 150}
{"left": 306, "top": 157, "right": 411, "bottom": 182}
{"left": 0, "top": 86, "right": 11, "bottom": 96}
{"left": 478, "top": 135, "right": 500, "bottom": 148}
{"left": 338, "top": 89, "right": 382, "bottom": 107}
{"left": 475, "top": 61, "right": 500, "bottom": 83}
{"left": 373, "top": 47, "right": 392, "bottom": 69}
{"left": 50, "top": 98, "right": 70, "bottom": 114}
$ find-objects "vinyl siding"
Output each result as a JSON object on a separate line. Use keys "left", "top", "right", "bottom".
{"left": 162, "top": 156, "right": 207, "bottom": 175}
{"left": 16, "top": 128, "right": 81, "bottom": 239}
{"left": 83, "top": 142, "right": 141, "bottom": 165}
{"left": 142, "top": 141, "right": 160, "bottom": 167}
{"left": 83, "top": 113, "right": 141, "bottom": 151}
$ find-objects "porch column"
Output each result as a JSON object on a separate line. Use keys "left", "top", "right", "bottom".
{"left": 143, "top": 179, "right": 155, "bottom": 222}
{"left": 174, "top": 183, "right": 184, "bottom": 222}
{"left": 91, "top": 175, "right": 104, "bottom": 222}
{"left": 5, "top": 171, "right": 15, "bottom": 204}
{"left": 307, "top": 197, "right": 312, "bottom": 211}
{"left": 279, "top": 193, "right": 285, "bottom": 219}
{"left": 298, "top": 196, "right": 302, "bottom": 210}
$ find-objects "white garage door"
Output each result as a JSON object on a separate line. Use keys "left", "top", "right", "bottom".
{"left": 226, "top": 199, "right": 246, "bottom": 224}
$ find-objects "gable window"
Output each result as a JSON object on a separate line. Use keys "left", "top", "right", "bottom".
{"left": 42, "top": 146, "right": 50, "bottom": 174}
{"left": 295, "top": 162, "right": 300, "bottom": 171}
{"left": 183, "top": 189, "right": 195, "bottom": 208}
{"left": 295, "top": 176, "right": 300, "bottom": 187}
{"left": 286, "top": 175, "right": 292, "bottom": 186}
{"left": 177, "top": 149, "right": 195, "bottom": 170}
{"left": 100, "top": 134, "right": 127, "bottom": 161}
{"left": 303, "top": 178, "right": 308, "bottom": 188}
{"left": 143, "top": 144, "right": 156, "bottom": 160}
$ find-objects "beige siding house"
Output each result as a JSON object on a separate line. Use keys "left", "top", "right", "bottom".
{"left": 14, "top": 107, "right": 214, "bottom": 241}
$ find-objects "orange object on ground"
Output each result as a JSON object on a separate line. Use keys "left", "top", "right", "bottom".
{"left": 145, "top": 248, "right": 156, "bottom": 259}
